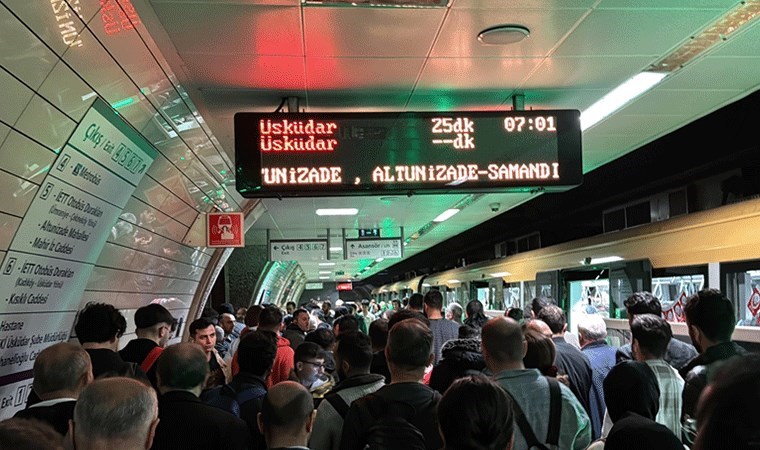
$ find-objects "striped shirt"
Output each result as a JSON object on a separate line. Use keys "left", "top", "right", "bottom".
{"left": 645, "top": 358, "right": 684, "bottom": 439}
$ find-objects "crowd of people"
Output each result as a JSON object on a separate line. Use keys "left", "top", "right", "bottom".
{"left": 0, "top": 288, "right": 757, "bottom": 450}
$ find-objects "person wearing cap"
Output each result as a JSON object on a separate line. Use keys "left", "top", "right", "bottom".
{"left": 120, "top": 303, "right": 177, "bottom": 389}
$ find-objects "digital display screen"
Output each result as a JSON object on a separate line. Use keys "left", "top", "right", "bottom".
{"left": 235, "top": 110, "right": 582, "bottom": 197}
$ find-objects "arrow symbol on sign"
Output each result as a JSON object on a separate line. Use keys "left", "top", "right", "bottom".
{"left": 350, "top": 244, "right": 356, "bottom": 249}
{"left": 273, "top": 246, "right": 279, "bottom": 250}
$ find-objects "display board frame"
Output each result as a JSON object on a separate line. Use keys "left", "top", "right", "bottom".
{"left": 235, "top": 110, "right": 582, "bottom": 197}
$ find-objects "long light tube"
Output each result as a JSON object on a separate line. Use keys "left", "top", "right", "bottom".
{"left": 316, "top": 208, "right": 358, "bottom": 216}
{"left": 433, "top": 208, "right": 460, "bottom": 223}
{"left": 581, "top": 72, "right": 666, "bottom": 131}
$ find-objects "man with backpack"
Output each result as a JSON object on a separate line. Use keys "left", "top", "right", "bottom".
{"left": 482, "top": 317, "right": 591, "bottom": 450}
{"left": 340, "top": 319, "right": 442, "bottom": 450}
{"left": 152, "top": 343, "right": 250, "bottom": 450}
{"left": 203, "top": 331, "right": 277, "bottom": 449}
{"left": 120, "top": 303, "right": 176, "bottom": 389}
{"left": 310, "top": 332, "right": 385, "bottom": 450}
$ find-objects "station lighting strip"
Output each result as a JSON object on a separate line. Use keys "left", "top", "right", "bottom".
{"left": 581, "top": 0, "right": 760, "bottom": 131}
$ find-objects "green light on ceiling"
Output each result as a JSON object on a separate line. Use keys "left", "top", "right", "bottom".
{"left": 110, "top": 97, "right": 135, "bottom": 109}
{"left": 435, "top": 96, "right": 455, "bottom": 111}
{"left": 220, "top": 170, "right": 227, "bottom": 175}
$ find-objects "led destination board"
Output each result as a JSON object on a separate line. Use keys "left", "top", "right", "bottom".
{"left": 235, "top": 110, "right": 582, "bottom": 197}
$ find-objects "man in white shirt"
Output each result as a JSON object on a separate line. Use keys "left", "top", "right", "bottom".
{"left": 631, "top": 314, "right": 685, "bottom": 438}
{"left": 601, "top": 313, "right": 684, "bottom": 439}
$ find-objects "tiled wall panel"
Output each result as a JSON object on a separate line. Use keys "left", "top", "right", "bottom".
{"left": 0, "top": 0, "right": 250, "bottom": 419}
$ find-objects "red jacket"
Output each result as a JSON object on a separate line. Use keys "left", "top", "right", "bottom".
{"left": 231, "top": 335, "right": 294, "bottom": 388}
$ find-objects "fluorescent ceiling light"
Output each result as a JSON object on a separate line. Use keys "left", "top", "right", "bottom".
{"left": 580, "top": 256, "right": 624, "bottom": 265}
{"left": 433, "top": 208, "right": 460, "bottom": 223}
{"left": 580, "top": 72, "right": 666, "bottom": 131}
{"left": 375, "top": 258, "right": 384, "bottom": 262}
{"left": 448, "top": 279, "right": 461, "bottom": 283}
{"left": 329, "top": 247, "right": 343, "bottom": 252}
{"left": 319, "top": 276, "right": 329, "bottom": 279}
{"left": 318, "top": 262, "right": 336, "bottom": 266}
{"left": 489, "top": 271, "right": 511, "bottom": 277}
{"left": 316, "top": 208, "right": 358, "bottom": 216}
{"left": 319, "top": 270, "right": 331, "bottom": 274}
{"left": 422, "top": 283, "right": 431, "bottom": 287}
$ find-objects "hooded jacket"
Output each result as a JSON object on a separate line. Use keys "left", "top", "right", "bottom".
{"left": 428, "top": 338, "right": 485, "bottom": 394}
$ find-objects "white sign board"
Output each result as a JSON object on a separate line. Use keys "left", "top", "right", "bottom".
{"left": 0, "top": 98, "right": 156, "bottom": 418}
{"left": 346, "top": 238, "right": 402, "bottom": 260}
{"left": 269, "top": 240, "right": 328, "bottom": 262}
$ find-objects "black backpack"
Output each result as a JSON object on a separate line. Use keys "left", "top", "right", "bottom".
{"left": 204, "top": 382, "right": 266, "bottom": 417}
{"left": 362, "top": 394, "right": 427, "bottom": 450}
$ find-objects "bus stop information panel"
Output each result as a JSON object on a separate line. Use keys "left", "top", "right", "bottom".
{"left": 235, "top": 110, "right": 582, "bottom": 197}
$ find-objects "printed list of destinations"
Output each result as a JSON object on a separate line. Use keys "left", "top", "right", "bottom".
{"left": 0, "top": 98, "right": 156, "bottom": 390}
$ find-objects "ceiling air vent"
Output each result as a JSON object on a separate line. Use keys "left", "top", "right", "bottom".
{"left": 302, "top": 0, "right": 449, "bottom": 7}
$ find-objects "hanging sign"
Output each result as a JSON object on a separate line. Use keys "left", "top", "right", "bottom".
{"left": 346, "top": 238, "right": 402, "bottom": 260}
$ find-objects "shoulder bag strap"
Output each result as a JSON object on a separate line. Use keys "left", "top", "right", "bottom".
{"left": 502, "top": 387, "right": 550, "bottom": 450}
{"left": 140, "top": 346, "right": 163, "bottom": 373}
{"left": 546, "top": 377, "right": 562, "bottom": 446}
{"left": 325, "top": 392, "right": 351, "bottom": 419}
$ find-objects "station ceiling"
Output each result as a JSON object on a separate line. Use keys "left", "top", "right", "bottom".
{"left": 136, "top": 0, "right": 760, "bottom": 282}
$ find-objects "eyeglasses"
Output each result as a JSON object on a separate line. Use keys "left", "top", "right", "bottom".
{"left": 301, "top": 361, "right": 325, "bottom": 369}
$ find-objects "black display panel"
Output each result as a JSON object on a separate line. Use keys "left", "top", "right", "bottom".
{"left": 235, "top": 110, "right": 582, "bottom": 197}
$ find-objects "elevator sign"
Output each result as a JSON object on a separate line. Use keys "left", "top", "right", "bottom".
{"left": 235, "top": 110, "right": 582, "bottom": 197}
{"left": 207, "top": 212, "right": 245, "bottom": 247}
{"left": 346, "top": 238, "right": 402, "bottom": 260}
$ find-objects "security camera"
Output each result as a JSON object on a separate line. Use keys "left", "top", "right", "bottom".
{"left": 489, "top": 202, "right": 501, "bottom": 212}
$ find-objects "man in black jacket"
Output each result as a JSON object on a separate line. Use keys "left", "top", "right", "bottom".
{"left": 340, "top": 318, "right": 442, "bottom": 450}
{"left": 680, "top": 289, "right": 746, "bottom": 445}
{"left": 14, "top": 342, "right": 92, "bottom": 435}
{"left": 258, "top": 381, "right": 317, "bottom": 450}
{"left": 204, "top": 331, "right": 277, "bottom": 450}
{"left": 152, "top": 343, "right": 250, "bottom": 450}
{"left": 120, "top": 304, "right": 176, "bottom": 389}
{"left": 75, "top": 302, "right": 147, "bottom": 382}
{"left": 284, "top": 308, "right": 310, "bottom": 351}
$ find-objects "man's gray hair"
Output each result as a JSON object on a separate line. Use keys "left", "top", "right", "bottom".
{"left": 33, "top": 342, "right": 91, "bottom": 396}
{"left": 74, "top": 377, "right": 157, "bottom": 443}
{"left": 577, "top": 314, "right": 607, "bottom": 341}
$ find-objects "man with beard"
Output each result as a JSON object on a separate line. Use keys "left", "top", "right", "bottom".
{"left": 309, "top": 332, "right": 385, "bottom": 450}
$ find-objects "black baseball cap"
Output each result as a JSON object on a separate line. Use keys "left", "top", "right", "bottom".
{"left": 135, "top": 304, "right": 176, "bottom": 330}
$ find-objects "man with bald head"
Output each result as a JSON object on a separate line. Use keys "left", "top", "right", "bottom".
{"left": 526, "top": 318, "right": 553, "bottom": 338}
{"left": 151, "top": 343, "right": 250, "bottom": 450}
{"left": 482, "top": 317, "right": 591, "bottom": 450}
{"left": 14, "top": 342, "right": 92, "bottom": 435}
{"left": 257, "top": 381, "right": 317, "bottom": 449}
{"left": 69, "top": 377, "right": 159, "bottom": 450}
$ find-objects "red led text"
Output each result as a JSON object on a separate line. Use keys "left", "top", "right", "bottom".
{"left": 259, "top": 119, "right": 339, "bottom": 152}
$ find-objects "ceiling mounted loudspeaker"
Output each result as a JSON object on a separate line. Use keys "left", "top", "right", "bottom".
{"left": 478, "top": 25, "right": 530, "bottom": 46}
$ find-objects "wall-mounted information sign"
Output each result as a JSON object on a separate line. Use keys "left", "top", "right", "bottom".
{"left": 336, "top": 282, "right": 353, "bottom": 291}
{"left": 0, "top": 98, "right": 156, "bottom": 417}
{"left": 207, "top": 212, "right": 245, "bottom": 248}
{"left": 235, "top": 110, "right": 582, "bottom": 197}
